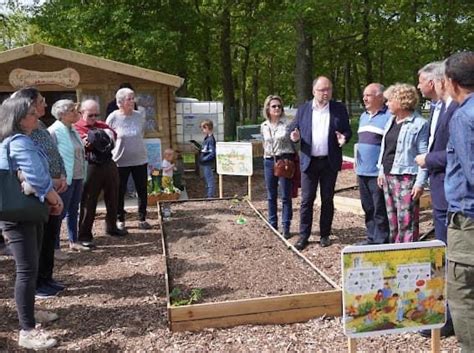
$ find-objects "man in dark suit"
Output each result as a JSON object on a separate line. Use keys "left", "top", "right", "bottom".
{"left": 289, "top": 76, "right": 352, "bottom": 250}
{"left": 416, "top": 61, "right": 458, "bottom": 244}
{"left": 416, "top": 61, "right": 457, "bottom": 338}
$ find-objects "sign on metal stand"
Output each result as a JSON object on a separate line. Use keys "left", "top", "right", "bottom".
{"left": 341, "top": 241, "right": 446, "bottom": 353}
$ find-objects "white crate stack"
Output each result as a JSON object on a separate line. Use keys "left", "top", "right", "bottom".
{"left": 176, "top": 101, "right": 224, "bottom": 144}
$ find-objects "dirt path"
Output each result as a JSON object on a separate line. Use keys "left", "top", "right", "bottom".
{"left": 0, "top": 169, "right": 459, "bottom": 351}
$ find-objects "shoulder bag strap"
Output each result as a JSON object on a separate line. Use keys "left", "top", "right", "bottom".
{"left": 5, "top": 138, "right": 14, "bottom": 173}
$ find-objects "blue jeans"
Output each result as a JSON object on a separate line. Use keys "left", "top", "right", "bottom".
{"left": 201, "top": 164, "right": 215, "bottom": 198}
{"left": 56, "top": 179, "right": 83, "bottom": 246}
{"left": 264, "top": 157, "right": 293, "bottom": 232}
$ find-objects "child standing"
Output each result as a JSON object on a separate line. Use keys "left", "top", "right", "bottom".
{"left": 161, "top": 148, "right": 177, "bottom": 189}
{"left": 199, "top": 119, "right": 216, "bottom": 198}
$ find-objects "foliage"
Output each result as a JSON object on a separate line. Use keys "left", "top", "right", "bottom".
{"left": 170, "top": 287, "right": 203, "bottom": 306}
{"left": 1, "top": 0, "right": 472, "bottom": 137}
{"left": 358, "top": 300, "right": 374, "bottom": 316}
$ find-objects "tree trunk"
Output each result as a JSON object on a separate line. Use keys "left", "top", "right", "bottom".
{"left": 202, "top": 27, "right": 213, "bottom": 101}
{"left": 379, "top": 49, "right": 385, "bottom": 84}
{"left": 362, "top": 0, "right": 373, "bottom": 85}
{"left": 352, "top": 63, "right": 364, "bottom": 106}
{"left": 220, "top": 4, "right": 236, "bottom": 139}
{"left": 240, "top": 45, "right": 250, "bottom": 124}
{"left": 250, "top": 58, "right": 259, "bottom": 124}
{"left": 344, "top": 60, "right": 352, "bottom": 117}
{"left": 233, "top": 47, "right": 241, "bottom": 125}
{"left": 294, "top": 17, "right": 313, "bottom": 107}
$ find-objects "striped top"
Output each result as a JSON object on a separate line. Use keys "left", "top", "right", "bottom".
{"left": 356, "top": 106, "right": 391, "bottom": 176}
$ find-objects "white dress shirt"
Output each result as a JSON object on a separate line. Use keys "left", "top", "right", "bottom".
{"left": 311, "top": 101, "right": 330, "bottom": 157}
{"left": 428, "top": 101, "right": 442, "bottom": 151}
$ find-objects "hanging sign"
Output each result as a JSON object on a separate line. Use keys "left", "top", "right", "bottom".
{"left": 9, "top": 68, "right": 80, "bottom": 88}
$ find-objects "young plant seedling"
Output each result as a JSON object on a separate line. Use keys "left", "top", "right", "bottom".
{"left": 170, "top": 287, "right": 203, "bottom": 306}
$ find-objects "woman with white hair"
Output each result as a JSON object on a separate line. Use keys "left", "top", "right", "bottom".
{"left": 106, "top": 87, "right": 151, "bottom": 231}
{"left": 48, "top": 99, "right": 87, "bottom": 251}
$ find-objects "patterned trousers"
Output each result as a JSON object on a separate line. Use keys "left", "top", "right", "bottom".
{"left": 382, "top": 174, "right": 419, "bottom": 243}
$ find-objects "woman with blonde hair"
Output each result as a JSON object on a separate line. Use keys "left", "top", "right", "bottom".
{"left": 260, "top": 95, "right": 296, "bottom": 238}
{"left": 377, "top": 83, "right": 429, "bottom": 242}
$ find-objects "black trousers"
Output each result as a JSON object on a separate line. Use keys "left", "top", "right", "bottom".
{"left": 117, "top": 163, "right": 148, "bottom": 222}
{"left": 1, "top": 220, "right": 43, "bottom": 330}
{"left": 79, "top": 160, "right": 120, "bottom": 241}
{"left": 299, "top": 157, "right": 338, "bottom": 241}
{"left": 37, "top": 214, "right": 61, "bottom": 286}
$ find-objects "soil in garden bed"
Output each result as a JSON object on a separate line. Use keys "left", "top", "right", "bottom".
{"left": 163, "top": 199, "right": 334, "bottom": 304}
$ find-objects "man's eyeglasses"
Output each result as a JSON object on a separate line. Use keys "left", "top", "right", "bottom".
{"left": 270, "top": 105, "right": 282, "bottom": 109}
{"left": 87, "top": 113, "right": 100, "bottom": 118}
{"left": 315, "top": 88, "right": 332, "bottom": 93}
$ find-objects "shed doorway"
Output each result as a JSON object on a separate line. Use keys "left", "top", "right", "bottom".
{"left": 42, "top": 90, "right": 77, "bottom": 127}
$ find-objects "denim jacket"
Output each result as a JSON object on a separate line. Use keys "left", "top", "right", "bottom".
{"left": 445, "top": 93, "right": 474, "bottom": 218}
{"left": 0, "top": 134, "right": 53, "bottom": 202}
{"left": 199, "top": 134, "right": 216, "bottom": 165}
{"left": 378, "top": 112, "right": 429, "bottom": 188}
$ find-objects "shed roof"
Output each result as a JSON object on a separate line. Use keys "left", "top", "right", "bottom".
{"left": 0, "top": 43, "right": 184, "bottom": 88}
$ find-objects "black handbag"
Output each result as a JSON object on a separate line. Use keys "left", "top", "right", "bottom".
{"left": 0, "top": 141, "right": 49, "bottom": 223}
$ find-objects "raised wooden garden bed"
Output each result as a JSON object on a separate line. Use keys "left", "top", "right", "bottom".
{"left": 148, "top": 193, "right": 180, "bottom": 205}
{"left": 328, "top": 188, "right": 432, "bottom": 215}
{"left": 159, "top": 198, "right": 342, "bottom": 332}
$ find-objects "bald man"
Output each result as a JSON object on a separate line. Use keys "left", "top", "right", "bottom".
{"left": 355, "top": 83, "right": 390, "bottom": 245}
{"left": 289, "top": 76, "right": 352, "bottom": 250}
{"left": 74, "top": 100, "right": 127, "bottom": 248}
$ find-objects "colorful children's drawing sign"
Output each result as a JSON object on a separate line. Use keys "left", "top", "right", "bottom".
{"left": 341, "top": 240, "right": 446, "bottom": 338}
{"left": 144, "top": 138, "right": 162, "bottom": 176}
{"left": 216, "top": 142, "right": 253, "bottom": 176}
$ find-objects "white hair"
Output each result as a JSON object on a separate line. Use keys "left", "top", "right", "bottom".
{"left": 51, "top": 99, "right": 75, "bottom": 120}
{"left": 115, "top": 87, "right": 135, "bottom": 107}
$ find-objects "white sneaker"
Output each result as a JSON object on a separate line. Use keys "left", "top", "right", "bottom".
{"left": 18, "top": 328, "right": 57, "bottom": 350}
{"left": 35, "top": 310, "right": 59, "bottom": 324}
{"left": 117, "top": 221, "right": 126, "bottom": 230}
{"left": 54, "top": 249, "right": 69, "bottom": 260}
{"left": 69, "top": 242, "right": 91, "bottom": 252}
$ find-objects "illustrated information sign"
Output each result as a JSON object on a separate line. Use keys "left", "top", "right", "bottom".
{"left": 144, "top": 138, "right": 162, "bottom": 176}
{"left": 216, "top": 142, "right": 253, "bottom": 176}
{"left": 341, "top": 240, "right": 446, "bottom": 338}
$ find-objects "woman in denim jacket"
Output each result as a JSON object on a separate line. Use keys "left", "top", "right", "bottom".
{"left": 377, "top": 83, "right": 428, "bottom": 242}
{"left": 0, "top": 97, "right": 63, "bottom": 349}
{"left": 260, "top": 95, "right": 296, "bottom": 238}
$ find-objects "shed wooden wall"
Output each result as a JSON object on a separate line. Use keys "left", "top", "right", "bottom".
{"left": 0, "top": 55, "right": 178, "bottom": 150}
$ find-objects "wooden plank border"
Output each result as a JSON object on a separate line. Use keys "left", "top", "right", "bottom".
{"left": 160, "top": 198, "right": 342, "bottom": 332}
{"left": 170, "top": 290, "right": 342, "bottom": 332}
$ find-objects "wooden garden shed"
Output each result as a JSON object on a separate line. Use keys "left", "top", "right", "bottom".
{"left": 0, "top": 42, "right": 184, "bottom": 149}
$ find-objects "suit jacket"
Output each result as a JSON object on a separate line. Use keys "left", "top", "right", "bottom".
{"left": 289, "top": 100, "right": 352, "bottom": 172}
{"left": 425, "top": 101, "right": 459, "bottom": 210}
